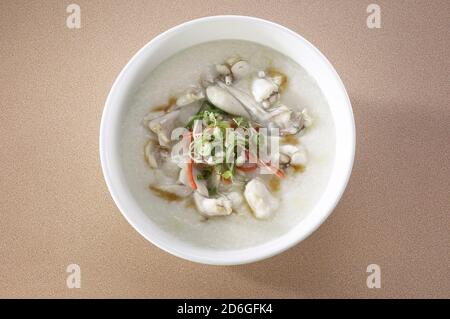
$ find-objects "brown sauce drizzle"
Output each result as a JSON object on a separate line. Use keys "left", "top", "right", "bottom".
{"left": 281, "top": 135, "right": 300, "bottom": 145}
{"left": 266, "top": 67, "right": 288, "bottom": 91}
{"left": 268, "top": 176, "right": 281, "bottom": 192}
{"left": 152, "top": 96, "right": 177, "bottom": 113}
{"left": 149, "top": 185, "right": 183, "bottom": 202}
{"left": 184, "top": 197, "right": 196, "bottom": 209}
{"left": 291, "top": 164, "right": 305, "bottom": 173}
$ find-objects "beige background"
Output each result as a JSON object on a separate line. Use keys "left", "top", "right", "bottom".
{"left": 1, "top": 0, "right": 449, "bottom": 298}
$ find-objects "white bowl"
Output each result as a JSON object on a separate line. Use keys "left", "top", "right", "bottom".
{"left": 100, "top": 15, "right": 355, "bottom": 265}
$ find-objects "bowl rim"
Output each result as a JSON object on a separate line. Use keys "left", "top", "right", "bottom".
{"left": 100, "top": 15, "right": 355, "bottom": 265}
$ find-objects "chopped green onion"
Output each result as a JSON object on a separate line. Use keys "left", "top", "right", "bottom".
{"left": 222, "top": 170, "right": 233, "bottom": 179}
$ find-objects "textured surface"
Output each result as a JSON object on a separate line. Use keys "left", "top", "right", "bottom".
{"left": 0, "top": 0, "right": 449, "bottom": 298}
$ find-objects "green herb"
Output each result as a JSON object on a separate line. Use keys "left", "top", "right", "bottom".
{"left": 233, "top": 117, "right": 249, "bottom": 128}
{"left": 222, "top": 170, "right": 233, "bottom": 179}
{"left": 201, "top": 169, "right": 212, "bottom": 180}
{"left": 199, "top": 100, "right": 226, "bottom": 114}
{"left": 215, "top": 163, "right": 224, "bottom": 174}
{"left": 185, "top": 115, "right": 203, "bottom": 129}
{"left": 184, "top": 100, "right": 262, "bottom": 184}
{"left": 207, "top": 186, "right": 218, "bottom": 196}
{"left": 186, "top": 100, "right": 229, "bottom": 129}
{"left": 216, "top": 120, "right": 230, "bottom": 129}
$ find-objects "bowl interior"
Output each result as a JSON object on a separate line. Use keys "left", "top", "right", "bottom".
{"left": 100, "top": 16, "right": 355, "bottom": 265}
